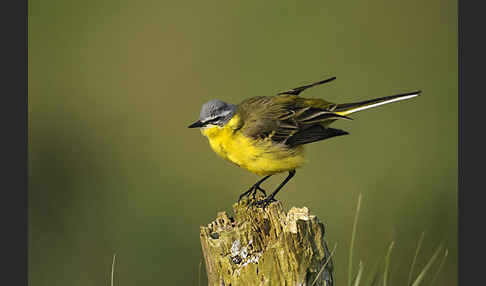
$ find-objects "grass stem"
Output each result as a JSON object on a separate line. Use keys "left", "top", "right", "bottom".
{"left": 383, "top": 241, "right": 395, "bottom": 286}
{"left": 407, "top": 232, "right": 425, "bottom": 286}
{"left": 429, "top": 248, "right": 448, "bottom": 286}
{"left": 312, "top": 243, "right": 338, "bottom": 286}
{"left": 111, "top": 253, "right": 116, "bottom": 286}
{"left": 411, "top": 245, "right": 443, "bottom": 286}
{"left": 348, "top": 193, "right": 362, "bottom": 286}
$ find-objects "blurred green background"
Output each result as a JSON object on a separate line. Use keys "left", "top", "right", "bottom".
{"left": 28, "top": 0, "right": 457, "bottom": 285}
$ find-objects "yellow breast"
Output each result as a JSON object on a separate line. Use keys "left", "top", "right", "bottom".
{"left": 201, "top": 115, "right": 306, "bottom": 176}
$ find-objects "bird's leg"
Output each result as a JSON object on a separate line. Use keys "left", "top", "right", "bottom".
{"left": 238, "top": 175, "right": 272, "bottom": 203}
{"left": 252, "top": 170, "right": 296, "bottom": 210}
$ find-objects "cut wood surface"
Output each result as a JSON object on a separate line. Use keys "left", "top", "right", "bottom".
{"left": 200, "top": 198, "right": 334, "bottom": 286}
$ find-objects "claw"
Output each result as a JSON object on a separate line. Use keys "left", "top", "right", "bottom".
{"left": 238, "top": 187, "right": 254, "bottom": 203}
{"left": 237, "top": 175, "right": 273, "bottom": 204}
{"left": 238, "top": 183, "right": 268, "bottom": 204}
{"left": 249, "top": 196, "right": 277, "bottom": 210}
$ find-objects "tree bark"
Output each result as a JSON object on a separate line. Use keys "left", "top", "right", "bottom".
{"left": 200, "top": 199, "right": 334, "bottom": 286}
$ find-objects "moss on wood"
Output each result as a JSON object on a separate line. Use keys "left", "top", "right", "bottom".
{"left": 200, "top": 199, "right": 334, "bottom": 286}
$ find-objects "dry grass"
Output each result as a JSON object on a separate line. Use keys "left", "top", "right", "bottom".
{"left": 111, "top": 253, "right": 116, "bottom": 286}
{"left": 346, "top": 194, "right": 449, "bottom": 286}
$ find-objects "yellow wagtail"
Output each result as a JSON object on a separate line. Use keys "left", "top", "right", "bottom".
{"left": 188, "top": 76, "right": 420, "bottom": 208}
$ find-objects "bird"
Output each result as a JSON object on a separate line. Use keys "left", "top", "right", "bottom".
{"left": 188, "top": 76, "right": 421, "bottom": 209}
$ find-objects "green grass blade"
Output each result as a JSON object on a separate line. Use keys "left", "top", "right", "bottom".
{"left": 383, "top": 241, "right": 395, "bottom": 286}
{"left": 198, "top": 259, "right": 203, "bottom": 286}
{"left": 348, "top": 193, "right": 363, "bottom": 286}
{"left": 363, "top": 258, "right": 382, "bottom": 286}
{"left": 111, "top": 253, "right": 116, "bottom": 286}
{"left": 369, "top": 270, "right": 383, "bottom": 286}
{"left": 312, "top": 243, "right": 338, "bottom": 286}
{"left": 410, "top": 245, "right": 443, "bottom": 286}
{"left": 429, "top": 248, "right": 448, "bottom": 286}
{"left": 353, "top": 261, "right": 364, "bottom": 286}
{"left": 407, "top": 232, "right": 425, "bottom": 286}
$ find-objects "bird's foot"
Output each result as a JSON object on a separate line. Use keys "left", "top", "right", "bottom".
{"left": 250, "top": 196, "right": 277, "bottom": 210}
{"left": 238, "top": 184, "right": 267, "bottom": 203}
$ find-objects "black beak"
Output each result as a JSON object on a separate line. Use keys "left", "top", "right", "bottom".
{"left": 188, "top": 120, "right": 205, "bottom": 128}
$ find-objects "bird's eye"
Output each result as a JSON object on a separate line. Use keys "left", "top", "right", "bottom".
{"left": 206, "top": 116, "right": 223, "bottom": 124}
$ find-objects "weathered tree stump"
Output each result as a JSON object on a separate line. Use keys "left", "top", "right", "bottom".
{"left": 200, "top": 198, "right": 334, "bottom": 286}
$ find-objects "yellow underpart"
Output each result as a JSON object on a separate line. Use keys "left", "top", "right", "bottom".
{"left": 201, "top": 115, "right": 306, "bottom": 176}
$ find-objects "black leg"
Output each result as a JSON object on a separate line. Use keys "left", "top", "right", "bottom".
{"left": 238, "top": 175, "right": 272, "bottom": 202}
{"left": 252, "top": 170, "right": 296, "bottom": 209}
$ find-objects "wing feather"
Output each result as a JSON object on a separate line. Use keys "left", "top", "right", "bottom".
{"left": 237, "top": 95, "right": 350, "bottom": 147}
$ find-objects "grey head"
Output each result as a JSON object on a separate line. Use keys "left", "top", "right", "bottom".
{"left": 188, "top": 99, "right": 236, "bottom": 128}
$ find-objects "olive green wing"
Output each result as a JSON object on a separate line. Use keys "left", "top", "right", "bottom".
{"left": 284, "top": 125, "right": 349, "bottom": 147}
{"left": 236, "top": 95, "right": 351, "bottom": 146}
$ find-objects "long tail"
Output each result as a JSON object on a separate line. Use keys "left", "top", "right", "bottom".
{"left": 334, "top": 91, "right": 421, "bottom": 116}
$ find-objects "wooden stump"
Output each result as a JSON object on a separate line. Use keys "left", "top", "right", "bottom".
{"left": 200, "top": 199, "right": 334, "bottom": 286}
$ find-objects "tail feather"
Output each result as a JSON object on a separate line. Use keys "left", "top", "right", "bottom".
{"left": 278, "top": 76, "right": 337, "bottom": 95}
{"left": 334, "top": 91, "right": 421, "bottom": 116}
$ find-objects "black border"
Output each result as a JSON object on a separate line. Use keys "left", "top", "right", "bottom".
{"left": 0, "top": 0, "right": 28, "bottom": 284}
{"left": 459, "top": 0, "right": 483, "bottom": 285}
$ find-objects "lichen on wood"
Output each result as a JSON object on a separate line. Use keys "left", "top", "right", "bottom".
{"left": 200, "top": 198, "right": 334, "bottom": 286}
